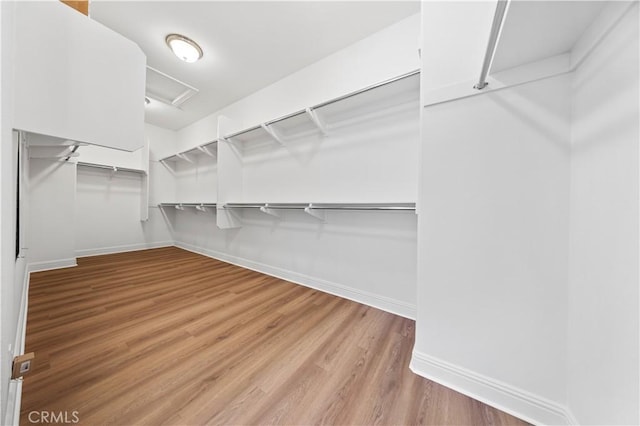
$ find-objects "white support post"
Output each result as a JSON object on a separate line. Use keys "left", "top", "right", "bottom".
{"left": 261, "top": 124, "right": 285, "bottom": 145}
{"left": 304, "top": 204, "right": 326, "bottom": 222}
{"left": 305, "top": 108, "right": 327, "bottom": 135}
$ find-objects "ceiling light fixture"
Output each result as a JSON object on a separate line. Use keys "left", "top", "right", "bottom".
{"left": 165, "top": 33, "right": 203, "bottom": 63}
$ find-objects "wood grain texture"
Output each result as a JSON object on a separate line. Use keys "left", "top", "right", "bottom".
{"left": 60, "top": 1, "right": 89, "bottom": 16}
{"left": 21, "top": 247, "right": 528, "bottom": 425}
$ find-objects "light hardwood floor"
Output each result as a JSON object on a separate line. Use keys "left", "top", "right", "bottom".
{"left": 21, "top": 247, "right": 527, "bottom": 425}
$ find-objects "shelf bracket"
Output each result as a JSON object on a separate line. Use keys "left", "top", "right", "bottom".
{"left": 176, "top": 153, "right": 195, "bottom": 163}
{"left": 29, "top": 145, "right": 80, "bottom": 159}
{"left": 259, "top": 203, "right": 281, "bottom": 218}
{"left": 175, "top": 204, "right": 185, "bottom": 211}
{"left": 197, "top": 145, "right": 216, "bottom": 157}
{"left": 305, "top": 108, "right": 327, "bottom": 135}
{"left": 195, "top": 204, "right": 208, "bottom": 212}
{"left": 304, "top": 204, "right": 326, "bottom": 222}
{"left": 261, "top": 124, "right": 285, "bottom": 145}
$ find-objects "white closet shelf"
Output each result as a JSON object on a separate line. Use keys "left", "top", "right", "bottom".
{"left": 77, "top": 161, "right": 146, "bottom": 175}
{"left": 223, "top": 202, "right": 416, "bottom": 211}
{"left": 221, "top": 69, "right": 420, "bottom": 145}
{"left": 159, "top": 202, "right": 217, "bottom": 206}
{"left": 159, "top": 202, "right": 217, "bottom": 210}
{"left": 159, "top": 140, "right": 217, "bottom": 163}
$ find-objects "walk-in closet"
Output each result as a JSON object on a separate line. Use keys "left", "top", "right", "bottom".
{"left": 0, "top": 1, "right": 637, "bottom": 425}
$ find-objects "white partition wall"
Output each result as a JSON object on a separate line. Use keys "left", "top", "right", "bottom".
{"left": 414, "top": 1, "right": 639, "bottom": 425}
{"left": 1, "top": 4, "right": 21, "bottom": 420}
{"left": 12, "top": 2, "right": 145, "bottom": 152}
{"left": 567, "top": 4, "right": 639, "bottom": 424}
{"left": 27, "top": 159, "right": 77, "bottom": 271}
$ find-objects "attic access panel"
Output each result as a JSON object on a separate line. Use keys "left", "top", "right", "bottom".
{"left": 146, "top": 66, "right": 199, "bottom": 107}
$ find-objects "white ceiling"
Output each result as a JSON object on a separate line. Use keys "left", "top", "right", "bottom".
{"left": 90, "top": 1, "right": 420, "bottom": 131}
{"left": 491, "top": 1, "right": 606, "bottom": 73}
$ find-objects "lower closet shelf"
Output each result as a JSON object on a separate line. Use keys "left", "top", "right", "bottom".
{"left": 223, "top": 202, "right": 416, "bottom": 211}
{"left": 159, "top": 202, "right": 217, "bottom": 210}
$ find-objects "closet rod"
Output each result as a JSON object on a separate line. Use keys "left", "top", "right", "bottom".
{"left": 475, "top": 0, "right": 509, "bottom": 90}
{"left": 312, "top": 69, "right": 420, "bottom": 110}
{"left": 224, "top": 202, "right": 415, "bottom": 211}
{"left": 224, "top": 125, "right": 262, "bottom": 141}
{"left": 224, "top": 69, "right": 421, "bottom": 135}
{"left": 159, "top": 203, "right": 217, "bottom": 207}
{"left": 310, "top": 204, "right": 415, "bottom": 211}
{"left": 77, "top": 162, "right": 146, "bottom": 175}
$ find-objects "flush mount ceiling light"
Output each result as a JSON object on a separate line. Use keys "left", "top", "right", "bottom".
{"left": 165, "top": 34, "right": 203, "bottom": 63}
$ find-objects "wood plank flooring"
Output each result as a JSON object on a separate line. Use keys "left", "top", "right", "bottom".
{"left": 21, "top": 247, "right": 527, "bottom": 425}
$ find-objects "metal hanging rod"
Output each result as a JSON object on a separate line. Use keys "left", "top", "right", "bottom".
{"left": 222, "top": 69, "right": 420, "bottom": 141}
{"left": 77, "top": 162, "right": 146, "bottom": 175}
{"left": 223, "top": 202, "right": 415, "bottom": 211}
{"left": 159, "top": 203, "right": 217, "bottom": 207}
{"left": 474, "top": 0, "right": 509, "bottom": 90}
{"left": 312, "top": 69, "right": 420, "bottom": 110}
{"left": 223, "top": 125, "right": 262, "bottom": 141}
{"left": 265, "top": 110, "right": 307, "bottom": 127}
{"left": 158, "top": 202, "right": 217, "bottom": 212}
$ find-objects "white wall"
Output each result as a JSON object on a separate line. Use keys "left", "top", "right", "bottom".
{"left": 235, "top": 102, "right": 418, "bottom": 203}
{"left": 0, "top": 2, "right": 25, "bottom": 423}
{"left": 75, "top": 169, "right": 169, "bottom": 255}
{"left": 567, "top": 4, "right": 639, "bottom": 425}
{"left": 414, "top": 2, "right": 639, "bottom": 425}
{"left": 414, "top": 1, "right": 572, "bottom": 423}
{"left": 27, "top": 159, "right": 77, "bottom": 270}
{"left": 415, "top": 73, "right": 572, "bottom": 424}
{"left": 171, "top": 157, "right": 217, "bottom": 204}
{"left": 174, "top": 209, "right": 417, "bottom": 317}
{"left": 75, "top": 124, "right": 174, "bottom": 257}
{"left": 12, "top": 1, "right": 146, "bottom": 152}
{"left": 147, "top": 123, "right": 178, "bottom": 208}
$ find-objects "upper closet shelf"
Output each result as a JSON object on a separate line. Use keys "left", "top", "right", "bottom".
{"left": 159, "top": 140, "right": 217, "bottom": 163}
{"left": 77, "top": 161, "right": 146, "bottom": 175}
{"left": 223, "top": 202, "right": 416, "bottom": 211}
{"left": 221, "top": 70, "right": 420, "bottom": 145}
{"left": 159, "top": 202, "right": 217, "bottom": 211}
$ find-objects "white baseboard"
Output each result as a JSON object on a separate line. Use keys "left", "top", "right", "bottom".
{"left": 410, "top": 350, "right": 575, "bottom": 425}
{"left": 76, "top": 241, "right": 173, "bottom": 258}
{"left": 27, "top": 258, "right": 77, "bottom": 273}
{"left": 175, "top": 241, "right": 416, "bottom": 320}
